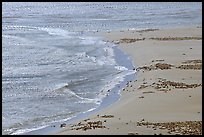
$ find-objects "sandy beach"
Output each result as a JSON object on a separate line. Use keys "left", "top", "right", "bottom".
{"left": 54, "top": 27, "right": 202, "bottom": 135}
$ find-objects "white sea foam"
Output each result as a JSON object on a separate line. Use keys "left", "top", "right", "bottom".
{"left": 82, "top": 107, "right": 97, "bottom": 114}
{"left": 10, "top": 114, "right": 77, "bottom": 135}
{"left": 3, "top": 25, "right": 38, "bottom": 30}
{"left": 11, "top": 125, "right": 48, "bottom": 135}
{"left": 115, "top": 66, "right": 128, "bottom": 71}
{"left": 78, "top": 37, "right": 117, "bottom": 66}
{"left": 53, "top": 83, "right": 99, "bottom": 104}
{"left": 3, "top": 25, "right": 73, "bottom": 38}
{"left": 95, "top": 67, "right": 135, "bottom": 106}
{"left": 97, "top": 47, "right": 116, "bottom": 66}
{"left": 4, "top": 25, "right": 74, "bottom": 38}
{"left": 79, "top": 36, "right": 99, "bottom": 45}
{"left": 37, "top": 27, "right": 72, "bottom": 38}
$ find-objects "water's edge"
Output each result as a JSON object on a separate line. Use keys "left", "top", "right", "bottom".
{"left": 22, "top": 39, "right": 136, "bottom": 135}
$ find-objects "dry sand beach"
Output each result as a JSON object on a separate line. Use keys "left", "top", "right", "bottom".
{"left": 54, "top": 27, "right": 202, "bottom": 135}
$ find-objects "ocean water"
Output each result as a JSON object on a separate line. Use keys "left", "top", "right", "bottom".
{"left": 2, "top": 2, "right": 202, "bottom": 135}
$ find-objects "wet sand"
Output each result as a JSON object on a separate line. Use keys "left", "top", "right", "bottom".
{"left": 54, "top": 27, "right": 202, "bottom": 135}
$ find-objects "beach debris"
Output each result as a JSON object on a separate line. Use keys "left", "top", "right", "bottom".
{"left": 138, "top": 78, "right": 201, "bottom": 92}
{"left": 176, "top": 64, "right": 202, "bottom": 70}
{"left": 181, "top": 59, "right": 202, "bottom": 64}
{"left": 154, "top": 78, "right": 202, "bottom": 91}
{"left": 141, "top": 119, "right": 145, "bottom": 122}
{"left": 151, "top": 59, "right": 165, "bottom": 62}
{"left": 136, "top": 66, "right": 151, "bottom": 71}
{"left": 136, "top": 121, "right": 202, "bottom": 135}
{"left": 120, "top": 38, "right": 145, "bottom": 43}
{"left": 70, "top": 115, "right": 112, "bottom": 131}
{"left": 112, "top": 38, "right": 145, "bottom": 44}
{"left": 84, "top": 118, "right": 90, "bottom": 122}
{"left": 139, "top": 96, "right": 144, "bottom": 99}
{"left": 60, "top": 123, "right": 66, "bottom": 128}
{"left": 70, "top": 120, "right": 106, "bottom": 131}
{"left": 149, "top": 37, "right": 202, "bottom": 41}
{"left": 138, "top": 85, "right": 148, "bottom": 89}
{"left": 155, "top": 63, "right": 173, "bottom": 70}
{"left": 137, "top": 60, "right": 202, "bottom": 71}
{"left": 136, "top": 63, "right": 173, "bottom": 71}
{"left": 142, "top": 91, "right": 155, "bottom": 94}
{"left": 100, "top": 115, "right": 114, "bottom": 118}
{"left": 136, "top": 28, "right": 159, "bottom": 33}
{"left": 128, "top": 132, "right": 139, "bottom": 135}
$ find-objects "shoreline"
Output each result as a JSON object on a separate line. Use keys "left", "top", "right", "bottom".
{"left": 21, "top": 35, "right": 136, "bottom": 135}
{"left": 54, "top": 26, "right": 202, "bottom": 135}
